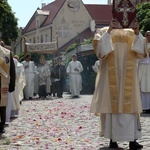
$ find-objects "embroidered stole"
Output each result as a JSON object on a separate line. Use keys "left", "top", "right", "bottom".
{"left": 107, "top": 29, "right": 136, "bottom": 113}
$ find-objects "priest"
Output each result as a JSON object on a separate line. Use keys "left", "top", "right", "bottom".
{"left": 66, "top": 54, "right": 83, "bottom": 98}
{"left": 10, "top": 55, "right": 26, "bottom": 118}
{"left": 90, "top": 19, "right": 146, "bottom": 149}
{"left": 21, "top": 54, "right": 36, "bottom": 100}
{"left": 138, "top": 31, "right": 150, "bottom": 113}
{"left": 36, "top": 55, "right": 51, "bottom": 99}
{"left": 0, "top": 41, "right": 16, "bottom": 133}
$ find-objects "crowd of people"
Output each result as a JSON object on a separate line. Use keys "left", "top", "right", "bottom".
{"left": 1, "top": 19, "right": 150, "bottom": 149}
{"left": 0, "top": 39, "right": 85, "bottom": 134}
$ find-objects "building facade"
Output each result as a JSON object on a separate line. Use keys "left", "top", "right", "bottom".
{"left": 14, "top": 0, "right": 112, "bottom": 54}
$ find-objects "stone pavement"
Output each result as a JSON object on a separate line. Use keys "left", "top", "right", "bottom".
{"left": 0, "top": 93, "right": 150, "bottom": 150}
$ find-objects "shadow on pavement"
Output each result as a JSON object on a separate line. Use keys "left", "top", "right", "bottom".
{"left": 141, "top": 113, "right": 150, "bottom": 117}
{"left": 98, "top": 146, "right": 128, "bottom": 150}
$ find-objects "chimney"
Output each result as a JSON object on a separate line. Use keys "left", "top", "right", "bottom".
{"left": 42, "top": 3, "right": 46, "bottom": 8}
{"left": 108, "top": 0, "right": 113, "bottom": 4}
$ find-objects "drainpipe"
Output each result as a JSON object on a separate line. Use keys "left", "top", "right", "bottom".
{"left": 50, "top": 26, "right": 52, "bottom": 42}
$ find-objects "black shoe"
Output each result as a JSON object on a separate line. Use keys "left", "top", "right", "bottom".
{"left": 73, "top": 95, "right": 79, "bottom": 98}
{"left": 4, "top": 124, "right": 9, "bottom": 127}
{"left": 129, "top": 141, "right": 143, "bottom": 150}
{"left": 58, "top": 96, "right": 62, "bottom": 98}
{"left": 109, "top": 139, "right": 118, "bottom": 148}
{"left": 0, "top": 128, "right": 5, "bottom": 134}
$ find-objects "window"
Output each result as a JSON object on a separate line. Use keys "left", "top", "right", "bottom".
{"left": 41, "top": 35, "right": 43, "bottom": 43}
{"left": 29, "top": 39, "right": 32, "bottom": 43}
{"left": 45, "top": 34, "right": 48, "bottom": 42}
{"left": 33, "top": 37, "right": 35, "bottom": 43}
{"left": 36, "top": 20, "right": 40, "bottom": 28}
{"left": 37, "top": 37, "right": 39, "bottom": 43}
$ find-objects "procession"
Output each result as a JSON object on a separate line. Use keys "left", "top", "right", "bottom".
{"left": 1, "top": 0, "right": 150, "bottom": 149}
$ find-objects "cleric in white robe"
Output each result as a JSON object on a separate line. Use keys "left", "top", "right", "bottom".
{"left": 11, "top": 56, "right": 26, "bottom": 117}
{"left": 36, "top": 55, "right": 51, "bottom": 99}
{"left": 138, "top": 31, "right": 150, "bottom": 113}
{"left": 21, "top": 54, "right": 35, "bottom": 100}
{"left": 90, "top": 20, "right": 146, "bottom": 149}
{"left": 66, "top": 54, "right": 83, "bottom": 98}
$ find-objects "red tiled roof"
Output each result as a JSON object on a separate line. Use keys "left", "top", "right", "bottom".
{"left": 24, "top": 1, "right": 113, "bottom": 34}
{"left": 41, "top": 0, "right": 66, "bottom": 27}
{"left": 85, "top": 4, "right": 112, "bottom": 26}
{"left": 24, "top": 0, "right": 65, "bottom": 33}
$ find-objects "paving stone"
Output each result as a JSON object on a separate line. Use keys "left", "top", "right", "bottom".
{"left": 0, "top": 94, "right": 149, "bottom": 149}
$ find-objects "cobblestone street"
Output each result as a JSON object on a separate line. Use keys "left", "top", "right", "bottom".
{"left": 0, "top": 93, "right": 150, "bottom": 150}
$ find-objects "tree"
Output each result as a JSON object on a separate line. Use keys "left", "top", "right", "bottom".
{"left": 0, "top": 0, "right": 18, "bottom": 45}
{"left": 136, "top": 2, "right": 150, "bottom": 34}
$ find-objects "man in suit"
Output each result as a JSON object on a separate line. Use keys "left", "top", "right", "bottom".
{"left": 55, "top": 57, "right": 66, "bottom": 98}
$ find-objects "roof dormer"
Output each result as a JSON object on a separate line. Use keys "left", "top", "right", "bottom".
{"left": 36, "top": 9, "right": 49, "bottom": 29}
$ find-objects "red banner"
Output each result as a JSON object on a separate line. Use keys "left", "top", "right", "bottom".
{"left": 112, "top": 0, "right": 136, "bottom": 28}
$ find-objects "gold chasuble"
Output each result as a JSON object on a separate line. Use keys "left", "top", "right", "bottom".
{"left": 91, "top": 29, "right": 145, "bottom": 114}
{"left": 0, "top": 46, "right": 10, "bottom": 106}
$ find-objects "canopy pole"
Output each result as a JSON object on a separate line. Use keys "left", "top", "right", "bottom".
{"left": 24, "top": 37, "right": 27, "bottom": 56}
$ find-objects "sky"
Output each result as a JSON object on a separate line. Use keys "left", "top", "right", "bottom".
{"left": 8, "top": 0, "right": 107, "bottom": 27}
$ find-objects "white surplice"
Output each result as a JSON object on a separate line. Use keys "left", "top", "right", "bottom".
{"left": 6, "top": 93, "right": 12, "bottom": 122}
{"left": 12, "top": 59, "right": 26, "bottom": 106}
{"left": 138, "top": 43, "right": 150, "bottom": 110}
{"left": 36, "top": 63, "right": 51, "bottom": 93}
{"left": 21, "top": 60, "right": 35, "bottom": 99}
{"left": 66, "top": 60, "right": 83, "bottom": 97}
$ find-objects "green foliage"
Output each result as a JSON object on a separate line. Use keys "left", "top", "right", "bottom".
{"left": 79, "top": 54, "right": 97, "bottom": 94}
{"left": 81, "top": 37, "right": 93, "bottom": 45}
{"left": 65, "top": 37, "right": 93, "bottom": 53}
{"left": 65, "top": 43, "right": 78, "bottom": 53}
{"left": 18, "top": 53, "right": 25, "bottom": 62}
{"left": 0, "top": 0, "right": 18, "bottom": 45}
{"left": 136, "top": 2, "right": 150, "bottom": 34}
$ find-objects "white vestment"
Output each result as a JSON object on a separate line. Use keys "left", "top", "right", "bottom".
{"left": 21, "top": 60, "right": 35, "bottom": 99}
{"left": 11, "top": 59, "right": 26, "bottom": 117}
{"left": 104, "top": 114, "right": 141, "bottom": 142}
{"left": 91, "top": 29, "right": 146, "bottom": 142}
{"left": 17, "top": 62, "right": 26, "bottom": 101}
{"left": 138, "top": 43, "right": 150, "bottom": 110}
{"left": 6, "top": 59, "right": 19, "bottom": 122}
{"left": 6, "top": 93, "right": 12, "bottom": 122}
{"left": 66, "top": 60, "right": 83, "bottom": 96}
{"left": 36, "top": 63, "right": 51, "bottom": 93}
{"left": 92, "top": 60, "right": 100, "bottom": 73}
{"left": 34, "top": 66, "right": 39, "bottom": 94}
